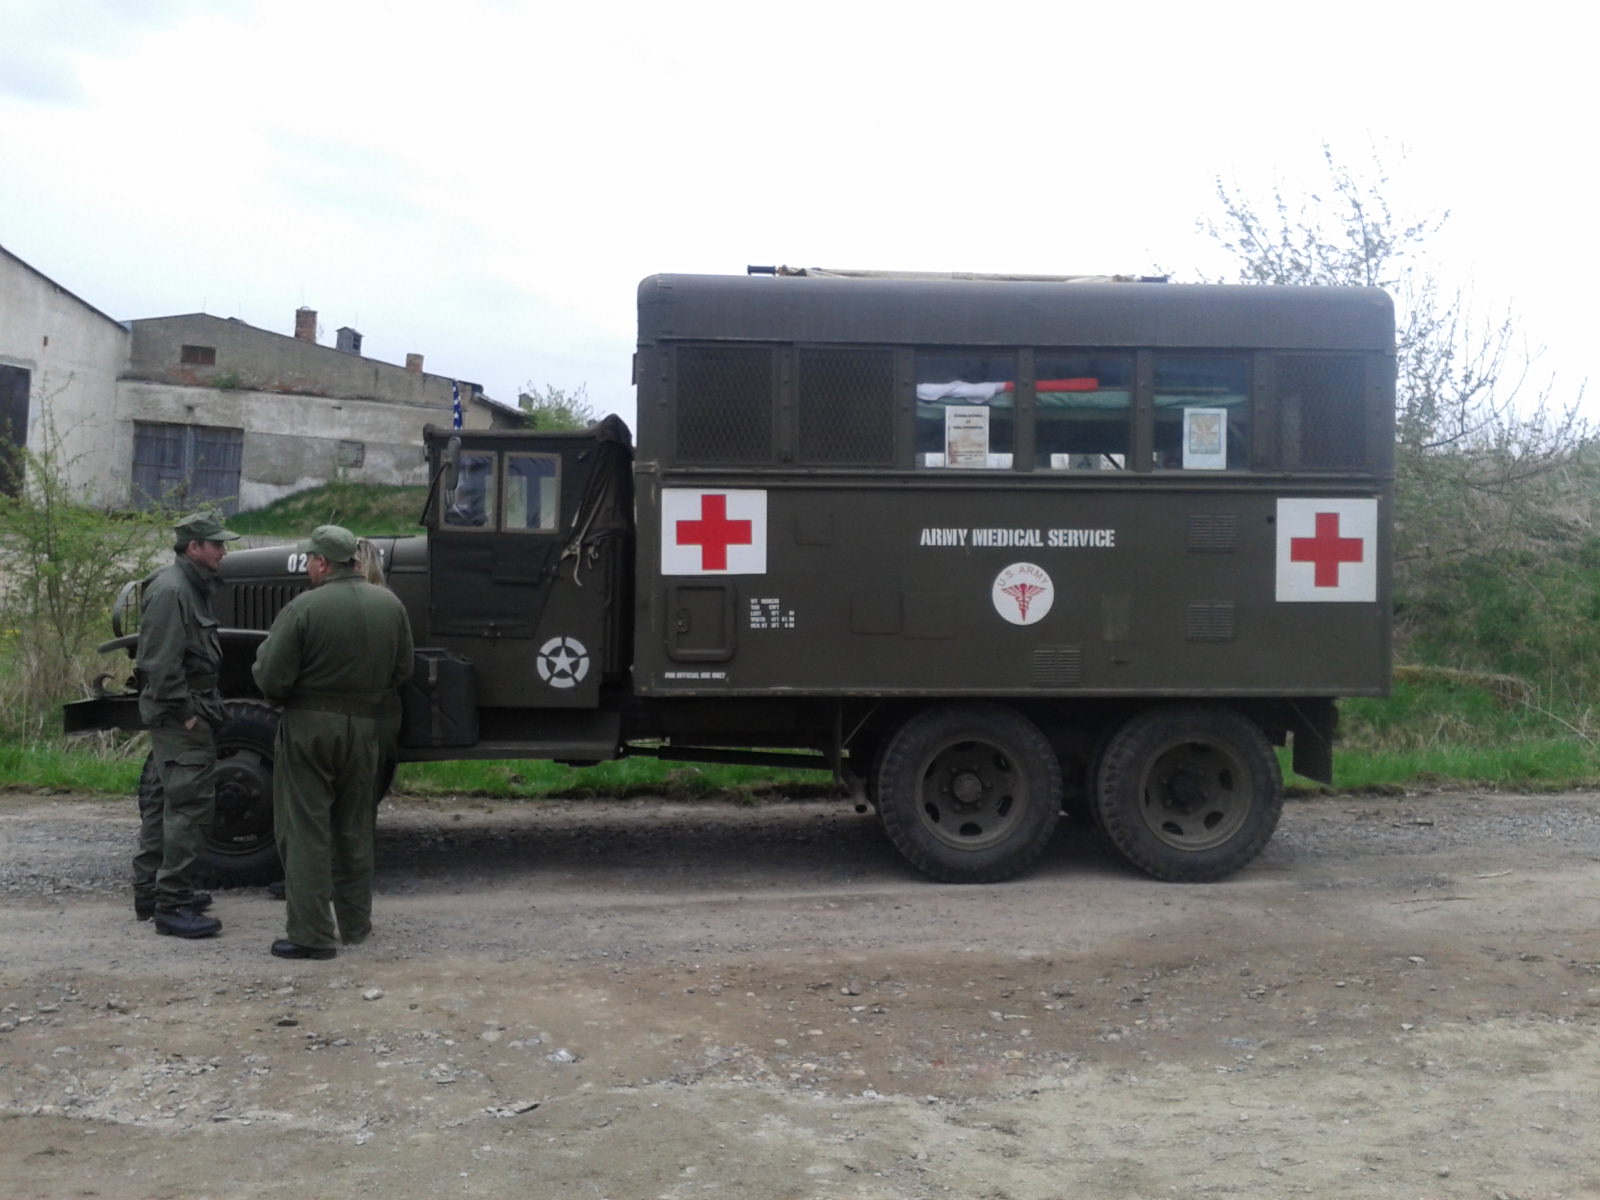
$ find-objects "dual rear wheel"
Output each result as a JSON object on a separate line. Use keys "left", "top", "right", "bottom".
{"left": 871, "top": 702, "right": 1282, "bottom": 884}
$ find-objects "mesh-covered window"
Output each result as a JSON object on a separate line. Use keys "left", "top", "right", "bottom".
{"left": 1276, "top": 355, "right": 1366, "bottom": 469}
{"left": 797, "top": 348, "right": 895, "bottom": 465}
{"left": 675, "top": 345, "right": 774, "bottom": 463}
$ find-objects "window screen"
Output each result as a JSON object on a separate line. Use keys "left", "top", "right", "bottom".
{"left": 797, "top": 347, "right": 895, "bottom": 465}
{"left": 1276, "top": 355, "right": 1366, "bottom": 469}
{"left": 675, "top": 345, "right": 774, "bottom": 463}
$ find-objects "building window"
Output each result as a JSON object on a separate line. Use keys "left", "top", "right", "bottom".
{"left": 337, "top": 440, "right": 365, "bottom": 468}
{"left": 180, "top": 345, "right": 217, "bottom": 365}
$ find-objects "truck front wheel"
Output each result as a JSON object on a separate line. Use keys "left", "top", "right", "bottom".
{"left": 1094, "top": 704, "right": 1282, "bottom": 882}
{"left": 875, "top": 703, "right": 1062, "bottom": 883}
{"left": 139, "top": 699, "right": 283, "bottom": 887}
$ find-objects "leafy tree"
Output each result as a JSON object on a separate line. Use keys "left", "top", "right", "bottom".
{"left": 517, "top": 383, "right": 596, "bottom": 431}
{"left": 1200, "top": 145, "right": 1596, "bottom": 588}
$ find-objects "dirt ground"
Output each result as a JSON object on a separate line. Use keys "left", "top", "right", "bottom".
{"left": 2, "top": 787, "right": 1598, "bottom": 1200}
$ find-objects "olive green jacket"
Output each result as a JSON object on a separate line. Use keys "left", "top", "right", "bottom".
{"left": 137, "top": 555, "right": 225, "bottom": 729}
{"left": 252, "top": 569, "right": 414, "bottom": 715}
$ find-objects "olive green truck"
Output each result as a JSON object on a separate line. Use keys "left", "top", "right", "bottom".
{"left": 67, "top": 271, "right": 1395, "bottom": 886}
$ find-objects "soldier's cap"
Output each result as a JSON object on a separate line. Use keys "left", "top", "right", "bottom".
{"left": 174, "top": 511, "right": 241, "bottom": 544}
{"left": 299, "top": 524, "right": 358, "bottom": 563}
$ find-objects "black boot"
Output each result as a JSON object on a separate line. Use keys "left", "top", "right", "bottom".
{"left": 153, "top": 903, "right": 221, "bottom": 939}
{"left": 271, "top": 939, "right": 334, "bottom": 960}
{"left": 266, "top": 879, "right": 286, "bottom": 900}
{"left": 136, "top": 892, "right": 213, "bottom": 921}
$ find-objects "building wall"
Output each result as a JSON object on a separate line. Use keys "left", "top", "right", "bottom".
{"left": 5, "top": 247, "right": 520, "bottom": 511}
{"left": 0, "top": 246, "right": 130, "bottom": 504}
{"left": 128, "top": 314, "right": 467, "bottom": 408}
{"left": 114, "top": 381, "right": 438, "bottom": 509}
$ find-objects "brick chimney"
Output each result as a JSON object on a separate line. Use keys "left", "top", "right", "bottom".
{"left": 294, "top": 307, "right": 317, "bottom": 343}
{"left": 405, "top": 353, "right": 424, "bottom": 373}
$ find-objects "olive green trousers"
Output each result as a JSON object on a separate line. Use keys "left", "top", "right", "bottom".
{"left": 134, "top": 722, "right": 217, "bottom": 908}
{"left": 272, "top": 709, "right": 382, "bottom": 949}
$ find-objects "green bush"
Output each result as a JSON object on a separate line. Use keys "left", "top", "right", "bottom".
{"left": 0, "top": 413, "right": 173, "bottom": 740}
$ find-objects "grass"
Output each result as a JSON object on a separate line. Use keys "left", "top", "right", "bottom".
{"left": 0, "top": 739, "right": 150, "bottom": 794}
{"left": 28, "top": 672, "right": 1600, "bottom": 799}
{"left": 394, "top": 756, "right": 840, "bottom": 800}
{"left": 228, "top": 481, "right": 430, "bottom": 538}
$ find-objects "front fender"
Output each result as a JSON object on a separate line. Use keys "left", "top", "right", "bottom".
{"left": 64, "top": 628, "right": 272, "bottom": 734}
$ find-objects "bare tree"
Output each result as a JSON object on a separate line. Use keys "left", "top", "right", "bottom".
{"left": 1200, "top": 146, "right": 1595, "bottom": 578}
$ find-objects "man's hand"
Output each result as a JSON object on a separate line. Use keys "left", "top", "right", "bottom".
{"left": 184, "top": 717, "right": 198, "bottom": 731}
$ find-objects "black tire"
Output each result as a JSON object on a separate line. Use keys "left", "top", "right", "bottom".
{"left": 875, "top": 703, "right": 1062, "bottom": 883}
{"left": 1094, "top": 704, "right": 1282, "bottom": 882}
{"left": 140, "top": 700, "right": 282, "bottom": 888}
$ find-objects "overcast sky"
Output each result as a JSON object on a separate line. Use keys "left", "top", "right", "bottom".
{"left": 2, "top": 0, "right": 1591, "bottom": 430}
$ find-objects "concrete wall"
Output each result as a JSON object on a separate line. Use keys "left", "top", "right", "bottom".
{"left": 0, "top": 246, "right": 131, "bottom": 504}
{"left": 114, "top": 381, "right": 437, "bottom": 509}
{"left": 5, "top": 248, "right": 522, "bottom": 511}
{"left": 128, "top": 314, "right": 471, "bottom": 409}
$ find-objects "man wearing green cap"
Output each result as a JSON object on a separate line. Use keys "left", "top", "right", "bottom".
{"left": 134, "top": 510, "right": 239, "bottom": 939}
{"left": 253, "top": 524, "right": 413, "bottom": 960}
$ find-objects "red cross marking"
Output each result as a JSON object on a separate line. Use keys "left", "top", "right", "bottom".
{"left": 675, "top": 493, "right": 752, "bottom": 571}
{"left": 1290, "top": 511, "right": 1365, "bottom": 587}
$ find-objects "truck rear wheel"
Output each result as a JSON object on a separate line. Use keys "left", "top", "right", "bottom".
{"left": 1094, "top": 704, "right": 1282, "bottom": 882}
{"left": 875, "top": 703, "right": 1062, "bottom": 883}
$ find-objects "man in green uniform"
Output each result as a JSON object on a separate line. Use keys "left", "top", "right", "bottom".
{"left": 252, "top": 525, "right": 413, "bottom": 960}
{"left": 134, "top": 510, "right": 239, "bottom": 938}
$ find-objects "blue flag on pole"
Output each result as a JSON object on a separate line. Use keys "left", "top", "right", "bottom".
{"left": 451, "top": 380, "right": 462, "bottom": 429}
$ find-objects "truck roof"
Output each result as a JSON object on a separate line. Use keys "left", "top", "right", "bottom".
{"left": 637, "top": 273, "right": 1394, "bottom": 353}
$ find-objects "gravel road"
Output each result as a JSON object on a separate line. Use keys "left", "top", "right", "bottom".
{"left": 3, "top": 787, "right": 1598, "bottom": 1199}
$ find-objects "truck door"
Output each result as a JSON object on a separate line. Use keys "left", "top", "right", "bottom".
{"left": 424, "top": 422, "right": 632, "bottom": 709}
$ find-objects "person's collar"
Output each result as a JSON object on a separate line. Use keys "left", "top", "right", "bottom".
{"left": 177, "top": 553, "right": 218, "bottom": 583}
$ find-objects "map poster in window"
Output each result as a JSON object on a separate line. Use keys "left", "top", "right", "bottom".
{"left": 1182, "top": 407, "right": 1227, "bottom": 470}
{"left": 946, "top": 406, "right": 990, "bottom": 468}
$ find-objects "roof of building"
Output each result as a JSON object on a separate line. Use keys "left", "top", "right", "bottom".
{"left": 0, "top": 241, "right": 129, "bottom": 332}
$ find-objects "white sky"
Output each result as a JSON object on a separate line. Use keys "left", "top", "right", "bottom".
{"left": 2, "top": 0, "right": 1592, "bottom": 431}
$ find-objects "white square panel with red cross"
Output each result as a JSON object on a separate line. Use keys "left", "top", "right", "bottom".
{"left": 1275, "top": 497, "right": 1378, "bottom": 602}
{"left": 660, "top": 488, "right": 768, "bottom": 575}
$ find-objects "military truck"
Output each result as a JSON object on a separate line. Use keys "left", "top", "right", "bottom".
{"left": 67, "top": 271, "right": 1395, "bottom": 886}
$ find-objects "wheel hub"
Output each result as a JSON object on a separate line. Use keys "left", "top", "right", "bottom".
{"left": 948, "top": 770, "right": 986, "bottom": 807}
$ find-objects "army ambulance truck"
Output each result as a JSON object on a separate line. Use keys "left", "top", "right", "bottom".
{"left": 67, "top": 271, "right": 1395, "bottom": 887}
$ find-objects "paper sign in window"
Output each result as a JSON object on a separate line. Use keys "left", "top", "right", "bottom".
{"left": 945, "top": 406, "right": 990, "bottom": 468}
{"left": 1182, "top": 407, "right": 1227, "bottom": 470}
